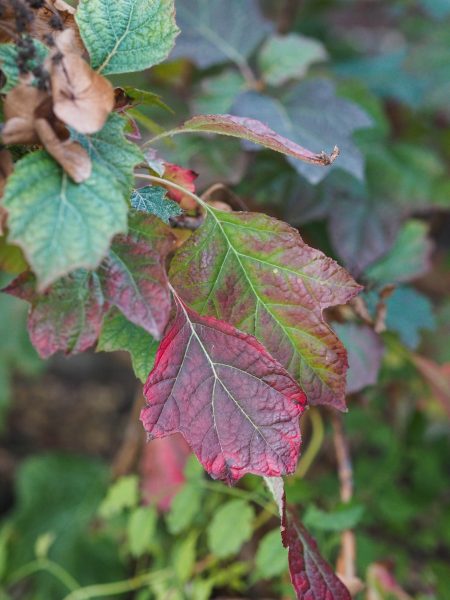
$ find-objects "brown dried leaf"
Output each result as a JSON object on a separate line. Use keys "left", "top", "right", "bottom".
{"left": 0, "top": 149, "right": 14, "bottom": 234}
{"left": 33, "top": 3, "right": 84, "bottom": 54}
{"left": 50, "top": 31, "right": 114, "bottom": 134}
{"left": 35, "top": 118, "right": 92, "bottom": 183}
{"left": 1, "top": 84, "right": 49, "bottom": 145}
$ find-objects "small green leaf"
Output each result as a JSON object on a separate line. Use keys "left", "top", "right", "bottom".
{"left": 99, "top": 475, "right": 139, "bottom": 518}
{"left": 72, "top": 113, "right": 144, "bottom": 196}
{"left": 258, "top": 34, "right": 327, "bottom": 86}
{"left": 131, "top": 186, "right": 182, "bottom": 224}
{"left": 0, "top": 41, "right": 48, "bottom": 93}
{"left": 255, "top": 529, "right": 288, "bottom": 578}
{"left": 172, "top": 532, "right": 197, "bottom": 583}
{"left": 207, "top": 499, "right": 254, "bottom": 558}
{"left": 166, "top": 483, "right": 202, "bottom": 534}
{"left": 34, "top": 532, "right": 56, "bottom": 559}
{"left": 303, "top": 504, "right": 364, "bottom": 532}
{"left": 127, "top": 506, "right": 157, "bottom": 558}
{"left": 3, "top": 151, "right": 128, "bottom": 290}
{"left": 76, "top": 0, "right": 179, "bottom": 75}
{"left": 123, "top": 86, "right": 172, "bottom": 112}
{"left": 98, "top": 308, "right": 158, "bottom": 382}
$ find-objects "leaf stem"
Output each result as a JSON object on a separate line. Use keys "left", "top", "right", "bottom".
{"left": 8, "top": 558, "right": 80, "bottom": 592}
{"left": 295, "top": 407, "right": 324, "bottom": 478}
{"left": 135, "top": 174, "right": 209, "bottom": 211}
{"left": 61, "top": 569, "right": 170, "bottom": 600}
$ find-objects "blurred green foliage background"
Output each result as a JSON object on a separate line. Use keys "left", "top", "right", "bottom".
{"left": 1, "top": 0, "right": 450, "bottom": 598}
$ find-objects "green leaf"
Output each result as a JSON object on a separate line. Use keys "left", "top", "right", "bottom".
{"left": 123, "top": 86, "right": 172, "bottom": 112}
{"left": 127, "top": 506, "right": 157, "bottom": 558}
{"left": 131, "top": 186, "right": 182, "bottom": 224}
{"left": 97, "top": 308, "right": 158, "bottom": 382}
{"left": 172, "top": 533, "right": 197, "bottom": 583}
{"left": 258, "top": 34, "right": 327, "bottom": 86}
{"left": 76, "top": 0, "right": 179, "bottom": 75}
{"left": 166, "top": 483, "right": 202, "bottom": 534}
{"left": 0, "top": 41, "right": 48, "bottom": 93}
{"left": 255, "top": 529, "right": 288, "bottom": 578}
{"left": 171, "top": 0, "right": 272, "bottom": 69}
{"left": 99, "top": 475, "right": 139, "bottom": 518}
{"left": 303, "top": 504, "right": 365, "bottom": 532}
{"left": 72, "top": 113, "right": 144, "bottom": 196}
{"left": 3, "top": 151, "right": 128, "bottom": 290}
{"left": 170, "top": 209, "right": 361, "bottom": 409}
{"left": 231, "top": 80, "right": 373, "bottom": 184}
{"left": 365, "top": 220, "right": 432, "bottom": 285}
{"left": 193, "top": 70, "right": 246, "bottom": 115}
{"left": 207, "top": 499, "right": 254, "bottom": 558}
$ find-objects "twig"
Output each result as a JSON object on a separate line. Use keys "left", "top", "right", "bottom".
{"left": 111, "top": 385, "right": 146, "bottom": 479}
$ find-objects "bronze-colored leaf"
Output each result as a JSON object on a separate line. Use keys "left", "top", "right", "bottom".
{"left": 33, "top": 2, "right": 85, "bottom": 54}
{"left": 1, "top": 83, "right": 49, "bottom": 145}
{"left": 35, "top": 118, "right": 92, "bottom": 183}
{"left": 0, "top": 149, "right": 13, "bottom": 234}
{"left": 50, "top": 30, "right": 114, "bottom": 134}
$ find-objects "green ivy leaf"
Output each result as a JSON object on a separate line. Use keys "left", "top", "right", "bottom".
{"left": 166, "top": 483, "right": 203, "bottom": 535}
{"left": 99, "top": 475, "right": 139, "bottom": 519}
{"left": 131, "top": 186, "right": 182, "bottom": 224}
{"left": 258, "top": 34, "right": 327, "bottom": 86}
{"left": 3, "top": 151, "right": 128, "bottom": 290}
{"left": 97, "top": 308, "right": 158, "bottom": 382}
{"left": 76, "top": 0, "right": 179, "bottom": 75}
{"left": 127, "top": 506, "right": 157, "bottom": 558}
{"left": 207, "top": 499, "right": 254, "bottom": 558}
{"left": 72, "top": 113, "right": 144, "bottom": 196}
{"left": 0, "top": 41, "right": 48, "bottom": 93}
{"left": 170, "top": 209, "right": 361, "bottom": 410}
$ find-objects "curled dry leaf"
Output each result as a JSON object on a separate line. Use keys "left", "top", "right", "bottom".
{"left": 34, "top": 118, "right": 92, "bottom": 183}
{"left": 50, "top": 30, "right": 114, "bottom": 134}
{"left": 1, "top": 83, "right": 49, "bottom": 145}
{"left": 34, "top": 2, "right": 85, "bottom": 54}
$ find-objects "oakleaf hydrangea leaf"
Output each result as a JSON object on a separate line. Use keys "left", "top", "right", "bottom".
{"left": 3, "top": 151, "right": 127, "bottom": 290}
{"left": 101, "top": 213, "right": 175, "bottom": 339}
{"left": 180, "top": 114, "right": 339, "bottom": 167}
{"left": 4, "top": 270, "right": 105, "bottom": 358}
{"left": 258, "top": 34, "right": 327, "bottom": 86}
{"left": 0, "top": 41, "right": 48, "bottom": 93}
{"left": 170, "top": 0, "right": 272, "bottom": 69}
{"left": 71, "top": 113, "right": 144, "bottom": 196}
{"left": 140, "top": 296, "right": 306, "bottom": 484}
{"left": 231, "top": 80, "right": 373, "bottom": 184}
{"left": 131, "top": 186, "right": 182, "bottom": 224}
{"left": 97, "top": 307, "right": 158, "bottom": 382}
{"left": 170, "top": 210, "right": 361, "bottom": 410}
{"left": 267, "top": 477, "right": 351, "bottom": 600}
{"left": 76, "top": 0, "right": 179, "bottom": 75}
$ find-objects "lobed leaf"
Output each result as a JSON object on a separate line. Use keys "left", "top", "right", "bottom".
{"left": 2, "top": 151, "right": 127, "bottom": 290}
{"left": 181, "top": 114, "right": 340, "bottom": 167}
{"left": 231, "top": 80, "right": 373, "bottom": 184}
{"left": 97, "top": 308, "right": 158, "bottom": 382}
{"left": 140, "top": 296, "right": 306, "bottom": 484}
{"left": 5, "top": 270, "right": 105, "bottom": 358}
{"left": 170, "top": 209, "right": 361, "bottom": 410}
{"left": 101, "top": 212, "right": 175, "bottom": 339}
{"left": 76, "top": 0, "right": 179, "bottom": 75}
{"left": 131, "top": 186, "right": 182, "bottom": 224}
{"left": 170, "top": 0, "right": 272, "bottom": 69}
{"left": 71, "top": 113, "right": 144, "bottom": 196}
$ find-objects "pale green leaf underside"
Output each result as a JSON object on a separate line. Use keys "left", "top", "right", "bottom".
{"left": 3, "top": 151, "right": 127, "bottom": 290}
{"left": 131, "top": 186, "right": 182, "bottom": 223}
{"left": 76, "top": 0, "right": 179, "bottom": 75}
{"left": 97, "top": 308, "right": 158, "bottom": 382}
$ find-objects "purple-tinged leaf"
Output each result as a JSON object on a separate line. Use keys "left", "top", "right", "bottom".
{"left": 266, "top": 477, "right": 351, "bottom": 600}
{"left": 170, "top": 209, "right": 362, "bottom": 410}
{"left": 181, "top": 114, "right": 339, "bottom": 167}
{"left": 4, "top": 270, "right": 105, "bottom": 358}
{"left": 101, "top": 213, "right": 176, "bottom": 339}
{"left": 140, "top": 296, "right": 306, "bottom": 484}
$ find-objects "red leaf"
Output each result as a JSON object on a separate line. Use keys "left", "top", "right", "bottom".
{"left": 101, "top": 213, "right": 175, "bottom": 339}
{"left": 140, "top": 296, "right": 306, "bottom": 484}
{"left": 182, "top": 114, "right": 340, "bottom": 166}
{"left": 4, "top": 270, "right": 105, "bottom": 358}
{"left": 162, "top": 161, "right": 198, "bottom": 210}
{"left": 140, "top": 434, "right": 191, "bottom": 511}
{"left": 266, "top": 477, "right": 351, "bottom": 600}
